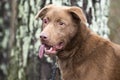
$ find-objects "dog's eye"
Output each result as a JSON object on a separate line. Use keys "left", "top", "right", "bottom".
{"left": 42, "top": 18, "right": 49, "bottom": 24}
{"left": 59, "top": 21, "right": 65, "bottom": 26}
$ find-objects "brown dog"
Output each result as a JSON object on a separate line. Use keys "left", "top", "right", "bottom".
{"left": 36, "top": 5, "right": 120, "bottom": 80}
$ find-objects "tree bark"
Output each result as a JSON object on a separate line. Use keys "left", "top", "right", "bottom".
{"left": 7, "top": 0, "right": 110, "bottom": 80}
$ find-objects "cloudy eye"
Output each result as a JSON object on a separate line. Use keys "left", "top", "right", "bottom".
{"left": 42, "top": 18, "right": 49, "bottom": 24}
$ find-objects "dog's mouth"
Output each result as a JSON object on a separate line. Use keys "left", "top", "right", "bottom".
{"left": 39, "top": 42, "right": 64, "bottom": 58}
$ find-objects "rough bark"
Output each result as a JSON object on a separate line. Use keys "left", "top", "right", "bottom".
{"left": 0, "top": 0, "right": 110, "bottom": 80}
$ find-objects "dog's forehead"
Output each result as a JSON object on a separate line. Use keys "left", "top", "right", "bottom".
{"left": 45, "top": 7, "right": 71, "bottom": 19}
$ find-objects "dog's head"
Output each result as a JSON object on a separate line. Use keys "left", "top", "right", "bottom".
{"left": 35, "top": 5, "right": 87, "bottom": 58}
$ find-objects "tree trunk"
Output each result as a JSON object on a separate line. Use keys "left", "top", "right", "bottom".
{"left": 7, "top": 0, "right": 110, "bottom": 80}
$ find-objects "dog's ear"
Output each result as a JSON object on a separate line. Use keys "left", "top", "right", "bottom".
{"left": 35, "top": 4, "right": 54, "bottom": 19}
{"left": 67, "top": 6, "right": 87, "bottom": 23}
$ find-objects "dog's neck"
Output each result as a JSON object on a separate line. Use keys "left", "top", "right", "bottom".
{"left": 57, "top": 22, "right": 91, "bottom": 60}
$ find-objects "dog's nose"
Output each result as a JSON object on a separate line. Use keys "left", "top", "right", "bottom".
{"left": 40, "top": 33, "right": 48, "bottom": 41}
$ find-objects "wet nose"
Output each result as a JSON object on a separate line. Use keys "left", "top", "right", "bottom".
{"left": 40, "top": 33, "right": 48, "bottom": 41}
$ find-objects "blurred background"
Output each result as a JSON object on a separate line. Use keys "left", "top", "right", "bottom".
{"left": 0, "top": 0, "right": 120, "bottom": 80}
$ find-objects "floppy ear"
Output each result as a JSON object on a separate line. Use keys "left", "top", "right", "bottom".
{"left": 67, "top": 6, "right": 87, "bottom": 23}
{"left": 35, "top": 4, "right": 54, "bottom": 19}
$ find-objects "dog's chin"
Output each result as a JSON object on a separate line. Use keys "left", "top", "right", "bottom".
{"left": 39, "top": 41, "right": 65, "bottom": 58}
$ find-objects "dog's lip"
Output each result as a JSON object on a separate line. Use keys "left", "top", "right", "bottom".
{"left": 44, "top": 41, "right": 64, "bottom": 51}
{"left": 39, "top": 42, "right": 64, "bottom": 58}
{"left": 42, "top": 41, "right": 64, "bottom": 50}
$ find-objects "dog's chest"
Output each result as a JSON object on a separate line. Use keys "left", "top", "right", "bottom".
{"left": 57, "top": 59, "right": 109, "bottom": 80}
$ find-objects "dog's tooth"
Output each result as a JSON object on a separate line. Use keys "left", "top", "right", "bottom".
{"left": 49, "top": 47, "right": 53, "bottom": 51}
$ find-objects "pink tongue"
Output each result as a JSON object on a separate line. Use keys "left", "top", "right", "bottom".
{"left": 39, "top": 45, "right": 45, "bottom": 58}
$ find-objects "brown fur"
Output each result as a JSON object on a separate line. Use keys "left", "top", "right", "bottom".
{"left": 36, "top": 5, "right": 120, "bottom": 80}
